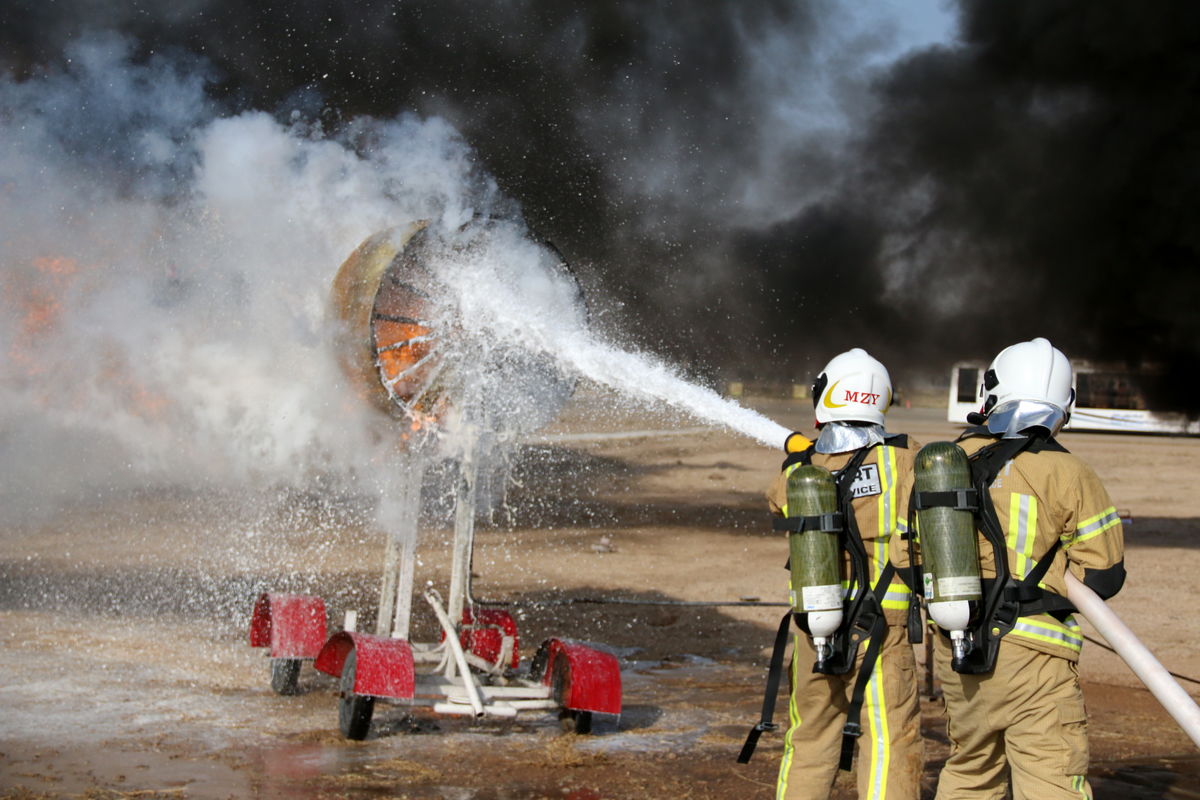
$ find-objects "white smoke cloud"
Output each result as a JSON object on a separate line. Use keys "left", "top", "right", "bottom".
{"left": 0, "top": 32, "right": 796, "bottom": 527}
{"left": 0, "top": 35, "right": 509, "bottom": 519}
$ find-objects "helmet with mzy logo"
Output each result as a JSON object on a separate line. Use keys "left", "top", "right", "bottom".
{"left": 812, "top": 348, "right": 892, "bottom": 427}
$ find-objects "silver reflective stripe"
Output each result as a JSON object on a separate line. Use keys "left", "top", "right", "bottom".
{"left": 1076, "top": 508, "right": 1119, "bottom": 543}
{"left": 1012, "top": 617, "right": 1083, "bottom": 650}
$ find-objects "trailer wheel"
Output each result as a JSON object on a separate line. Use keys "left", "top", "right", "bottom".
{"left": 558, "top": 708, "right": 593, "bottom": 734}
{"left": 552, "top": 657, "right": 594, "bottom": 734}
{"left": 338, "top": 650, "right": 375, "bottom": 740}
{"left": 269, "top": 658, "right": 302, "bottom": 695}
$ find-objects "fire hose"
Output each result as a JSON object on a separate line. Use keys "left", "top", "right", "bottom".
{"left": 1065, "top": 572, "right": 1200, "bottom": 748}
{"left": 482, "top": 582, "right": 1200, "bottom": 747}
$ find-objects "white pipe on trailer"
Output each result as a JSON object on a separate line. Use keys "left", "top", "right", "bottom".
{"left": 433, "top": 702, "right": 518, "bottom": 718}
{"left": 1065, "top": 572, "right": 1200, "bottom": 748}
{"left": 416, "top": 679, "right": 550, "bottom": 699}
{"left": 424, "top": 589, "right": 485, "bottom": 716}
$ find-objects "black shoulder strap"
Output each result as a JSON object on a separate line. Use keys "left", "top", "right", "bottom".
{"left": 814, "top": 445, "right": 880, "bottom": 676}
{"left": 781, "top": 444, "right": 814, "bottom": 471}
{"left": 837, "top": 563, "right": 893, "bottom": 771}
{"left": 957, "top": 426, "right": 1068, "bottom": 455}
{"left": 737, "top": 610, "right": 793, "bottom": 763}
{"left": 970, "top": 435, "right": 1034, "bottom": 486}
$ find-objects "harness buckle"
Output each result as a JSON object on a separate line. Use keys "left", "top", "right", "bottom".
{"left": 842, "top": 721, "right": 862, "bottom": 738}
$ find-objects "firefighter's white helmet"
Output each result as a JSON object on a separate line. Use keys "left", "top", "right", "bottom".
{"left": 981, "top": 337, "right": 1075, "bottom": 416}
{"left": 812, "top": 348, "right": 892, "bottom": 426}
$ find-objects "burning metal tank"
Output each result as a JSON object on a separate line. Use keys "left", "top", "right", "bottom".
{"left": 249, "top": 217, "right": 620, "bottom": 742}
{"left": 329, "top": 218, "right": 582, "bottom": 444}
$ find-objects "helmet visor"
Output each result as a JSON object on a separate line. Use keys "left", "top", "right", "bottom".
{"left": 985, "top": 399, "right": 1068, "bottom": 439}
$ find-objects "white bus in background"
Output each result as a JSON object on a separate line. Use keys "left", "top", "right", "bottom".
{"left": 947, "top": 361, "right": 1200, "bottom": 435}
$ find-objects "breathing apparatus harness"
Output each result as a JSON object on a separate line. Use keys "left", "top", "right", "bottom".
{"left": 908, "top": 426, "right": 1075, "bottom": 674}
{"left": 739, "top": 436, "right": 907, "bottom": 768}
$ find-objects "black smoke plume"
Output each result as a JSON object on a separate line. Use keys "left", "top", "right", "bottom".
{"left": 3, "top": 0, "right": 1198, "bottom": 411}
{"left": 855, "top": 0, "right": 1200, "bottom": 411}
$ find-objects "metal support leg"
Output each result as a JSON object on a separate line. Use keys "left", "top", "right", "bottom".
{"left": 377, "top": 535, "right": 400, "bottom": 637}
{"left": 446, "top": 435, "right": 480, "bottom": 665}
{"left": 391, "top": 462, "right": 424, "bottom": 640}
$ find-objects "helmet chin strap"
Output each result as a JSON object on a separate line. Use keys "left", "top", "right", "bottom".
{"left": 983, "top": 399, "right": 1069, "bottom": 439}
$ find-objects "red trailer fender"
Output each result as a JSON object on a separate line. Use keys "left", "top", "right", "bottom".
{"left": 532, "top": 639, "right": 622, "bottom": 715}
{"left": 445, "top": 607, "right": 520, "bottom": 670}
{"left": 314, "top": 631, "right": 415, "bottom": 700}
{"left": 249, "top": 593, "right": 327, "bottom": 659}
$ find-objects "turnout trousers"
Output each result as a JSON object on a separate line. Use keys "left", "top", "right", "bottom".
{"left": 934, "top": 636, "right": 1091, "bottom": 800}
{"left": 777, "top": 622, "right": 922, "bottom": 800}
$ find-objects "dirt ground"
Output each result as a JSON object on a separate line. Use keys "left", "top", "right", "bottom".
{"left": 2, "top": 396, "right": 1199, "bottom": 799}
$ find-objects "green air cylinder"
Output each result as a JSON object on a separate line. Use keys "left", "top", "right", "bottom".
{"left": 785, "top": 465, "right": 843, "bottom": 641}
{"left": 914, "top": 442, "right": 982, "bottom": 616}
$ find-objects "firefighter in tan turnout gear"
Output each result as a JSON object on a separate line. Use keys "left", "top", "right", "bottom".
{"left": 928, "top": 338, "right": 1125, "bottom": 800}
{"left": 747, "top": 349, "right": 923, "bottom": 800}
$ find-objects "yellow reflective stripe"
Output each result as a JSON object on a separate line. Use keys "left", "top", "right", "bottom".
{"left": 882, "top": 585, "right": 911, "bottom": 610}
{"left": 877, "top": 446, "right": 897, "bottom": 539}
{"left": 1007, "top": 493, "right": 1037, "bottom": 580}
{"left": 1010, "top": 615, "right": 1083, "bottom": 652}
{"left": 1073, "top": 506, "right": 1120, "bottom": 546}
{"left": 776, "top": 633, "right": 804, "bottom": 799}
{"left": 864, "top": 640, "right": 890, "bottom": 799}
{"left": 778, "top": 462, "right": 804, "bottom": 517}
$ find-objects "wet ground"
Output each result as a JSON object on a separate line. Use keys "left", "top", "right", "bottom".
{"left": 2, "top": 400, "right": 1199, "bottom": 799}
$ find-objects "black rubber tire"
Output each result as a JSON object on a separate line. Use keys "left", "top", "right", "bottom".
{"left": 338, "top": 650, "right": 375, "bottom": 740}
{"left": 558, "top": 708, "right": 594, "bottom": 734}
{"left": 552, "top": 657, "right": 594, "bottom": 735}
{"left": 269, "top": 658, "right": 302, "bottom": 696}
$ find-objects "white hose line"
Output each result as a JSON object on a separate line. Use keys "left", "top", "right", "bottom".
{"left": 1065, "top": 572, "right": 1200, "bottom": 748}
{"left": 423, "top": 589, "right": 485, "bottom": 717}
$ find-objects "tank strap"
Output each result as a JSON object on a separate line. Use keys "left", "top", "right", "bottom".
{"left": 913, "top": 488, "right": 979, "bottom": 512}
{"left": 979, "top": 538, "right": 1073, "bottom": 616}
{"left": 772, "top": 513, "right": 845, "bottom": 533}
{"left": 737, "top": 610, "right": 794, "bottom": 763}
